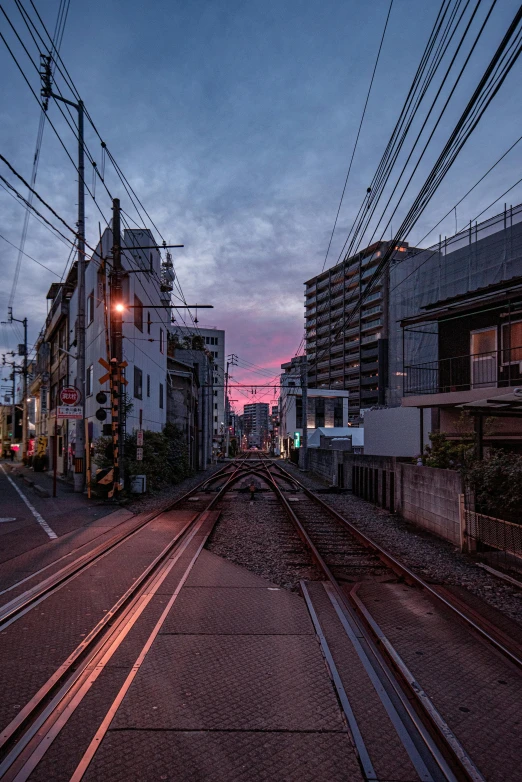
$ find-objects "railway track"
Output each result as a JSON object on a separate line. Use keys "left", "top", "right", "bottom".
{"left": 0, "top": 456, "right": 258, "bottom": 781}
{"left": 247, "top": 455, "right": 522, "bottom": 782}
{"left": 1, "top": 452, "right": 520, "bottom": 781}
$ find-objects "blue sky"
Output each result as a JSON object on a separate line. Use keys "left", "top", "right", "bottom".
{"left": 1, "top": 0, "right": 521, "bottom": 407}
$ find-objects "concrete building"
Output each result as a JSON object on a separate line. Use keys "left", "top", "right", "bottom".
{"left": 166, "top": 341, "right": 214, "bottom": 469}
{"left": 397, "top": 203, "right": 522, "bottom": 455}
{"left": 28, "top": 224, "right": 171, "bottom": 480}
{"left": 243, "top": 402, "right": 269, "bottom": 448}
{"left": 278, "top": 356, "right": 349, "bottom": 458}
{"left": 304, "top": 240, "right": 419, "bottom": 421}
{"left": 171, "top": 326, "right": 225, "bottom": 450}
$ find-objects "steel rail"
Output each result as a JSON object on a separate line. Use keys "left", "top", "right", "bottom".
{"left": 270, "top": 461, "right": 522, "bottom": 671}
{"left": 0, "top": 461, "right": 238, "bottom": 630}
{"left": 259, "top": 461, "right": 485, "bottom": 782}
{"left": 0, "top": 459, "right": 251, "bottom": 781}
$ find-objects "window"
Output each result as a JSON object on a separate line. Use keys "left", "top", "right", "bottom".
{"left": 87, "top": 364, "right": 94, "bottom": 396}
{"left": 147, "top": 374, "right": 151, "bottom": 397}
{"left": 160, "top": 328, "right": 164, "bottom": 354}
{"left": 159, "top": 382, "right": 164, "bottom": 409}
{"left": 315, "top": 398, "right": 325, "bottom": 428}
{"left": 502, "top": 321, "right": 522, "bottom": 364}
{"left": 470, "top": 328, "right": 497, "bottom": 389}
{"left": 295, "top": 397, "right": 303, "bottom": 429}
{"left": 214, "top": 390, "right": 217, "bottom": 396}
{"left": 214, "top": 403, "right": 218, "bottom": 410}
{"left": 87, "top": 291, "right": 94, "bottom": 324}
{"left": 134, "top": 295, "right": 143, "bottom": 332}
{"left": 214, "top": 415, "right": 218, "bottom": 423}
{"left": 205, "top": 337, "right": 210, "bottom": 344}
{"left": 334, "top": 398, "right": 343, "bottom": 427}
{"left": 147, "top": 312, "right": 151, "bottom": 334}
{"left": 134, "top": 367, "right": 143, "bottom": 399}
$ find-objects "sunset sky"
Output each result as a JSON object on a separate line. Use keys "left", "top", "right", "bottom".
{"left": 1, "top": 0, "right": 521, "bottom": 413}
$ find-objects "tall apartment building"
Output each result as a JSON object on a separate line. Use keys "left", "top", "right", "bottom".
{"left": 171, "top": 326, "right": 225, "bottom": 443}
{"left": 304, "top": 240, "right": 417, "bottom": 421}
{"left": 242, "top": 402, "right": 269, "bottom": 448}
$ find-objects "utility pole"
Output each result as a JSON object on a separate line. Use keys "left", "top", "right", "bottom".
{"left": 6, "top": 310, "right": 28, "bottom": 460}
{"left": 110, "top": 198, "right": 125, "bottom": 493}
{"left": 224, "top": 354, "right": 237, "bottom": 458}
{"left": 41, "top": 56, "right": 86, "bottom": 492}
{"left": 300, "top": 356, "right": 308, "bottom": 471}
{"left": 2, "top": 353, "right": 21, "bottom": 456}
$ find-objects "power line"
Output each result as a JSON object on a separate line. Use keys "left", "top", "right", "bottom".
{"left": 0, "top": 232, "right": 61, "bottom": 277}
{"left": 321, "top": 0, "right": 393, "bottom": 272}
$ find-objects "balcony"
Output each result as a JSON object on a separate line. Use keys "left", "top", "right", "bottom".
{"left": 404, "top": 345, "right": 522, "bottom": 396}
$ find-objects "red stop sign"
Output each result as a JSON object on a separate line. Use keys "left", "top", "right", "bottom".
{"left": 60, "top": 386, "right": 81, "bottom": 405}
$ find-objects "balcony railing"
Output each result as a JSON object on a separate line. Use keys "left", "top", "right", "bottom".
{"left": 404, "top": 345, "right": 522, "bottom": 395}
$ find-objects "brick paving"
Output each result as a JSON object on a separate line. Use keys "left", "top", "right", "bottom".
{"left": 357, "top": 581, "right": 522, "bottom": 782}
{"left": 0, "top": 512, "right": 194, "bottom": 735}
{"left": 82, "top": 550, "right": 362, "bottom": 782}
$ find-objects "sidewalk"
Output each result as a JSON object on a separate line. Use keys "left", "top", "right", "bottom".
{"left": 0, "top": 459, "right": 122, "bottom": 565}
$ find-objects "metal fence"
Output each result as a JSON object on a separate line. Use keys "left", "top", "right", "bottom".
{"left": 405, "top": 343, "right": 522, "bottom": 395}
{"left": 464, "top": 506, "right": 522, "bottom": 575}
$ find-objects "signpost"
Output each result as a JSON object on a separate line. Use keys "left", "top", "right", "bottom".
{"left": 54, "top": 386, "right": 82, "bottom": 496}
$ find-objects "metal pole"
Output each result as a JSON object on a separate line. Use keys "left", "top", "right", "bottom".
{"left": 74, "top": 100, "right": 86, "bottom": 492}
{"left": 21, "top": 318, "right": 28, "bottom": 462}
{"left": 224, "top": 360, "right": 230, "bottom": 457}
{"left": 53, "top": 417, "right": 58, "bottom": 497}
{"left": 301, "top": 356, "right": 308, "bottom": 471}
{"left": 11, "top": 369, "right": 16, "bottom": 458}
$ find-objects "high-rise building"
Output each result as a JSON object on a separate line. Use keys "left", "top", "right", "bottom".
{"left": 304, "top": 240, "right": 418, "bottom": 421}
{"left": 242, "top": 402, "right": 269, "bottom": 448}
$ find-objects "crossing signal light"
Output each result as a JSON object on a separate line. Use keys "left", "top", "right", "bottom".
{"left": 96, "top": 391, "right": 108, "bottom": 421}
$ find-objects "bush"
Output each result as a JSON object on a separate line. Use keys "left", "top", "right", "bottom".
{"left": 420, "top": 432, "right": 474, "bottom": 470}
{"left": 93, "top": 423, "right": 191, "bottom": 495}
{"left": 466, "top": 450, "right": 522, "bottom": 521}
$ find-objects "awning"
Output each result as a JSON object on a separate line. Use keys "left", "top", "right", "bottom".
{"left": 457, "top": 388, "right": 522, "bottom": 417}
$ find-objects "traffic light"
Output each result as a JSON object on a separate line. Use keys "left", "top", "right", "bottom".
{"left": 96, "top": 391, "right": 108, "bottom": 421}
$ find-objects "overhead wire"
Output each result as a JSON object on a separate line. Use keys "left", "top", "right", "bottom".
{"left": 321, "top": 0, "right": 393, "bottom": 272}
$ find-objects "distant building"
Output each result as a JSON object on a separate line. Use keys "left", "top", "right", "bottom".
{"left": 278, "top": 356, "right": 349, "bottom": 458}
{"left": 243, "top": 402, "right": 269, "bottom": 448}
{"left": 171, "top": 325, "right": 225, "bottom": 450}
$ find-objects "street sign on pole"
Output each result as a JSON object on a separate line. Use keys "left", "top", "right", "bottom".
{"left": 59, "top": 386, "right": 82, "bottom": 406}
{"left": 57, "top": 406, "right": 83, "bottom": 419}
{"left": 136, "top": 447, "right": 143, "bottom": 461}
{"left": 137, "top": 430, "right": 144, "bottom": 446}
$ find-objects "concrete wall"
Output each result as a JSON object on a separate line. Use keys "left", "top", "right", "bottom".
{"left": 364, "top": 407, "right": 431, "bottom": 457}
{"left": 396, "top": 464, "right": 462, "bottom": 546}
{"left": 305, "top": 448, "right": 463, "bottom": 546}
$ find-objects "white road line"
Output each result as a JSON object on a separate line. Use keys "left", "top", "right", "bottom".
{"left": 0, "top": 465, "right": 57, "bottom": 540}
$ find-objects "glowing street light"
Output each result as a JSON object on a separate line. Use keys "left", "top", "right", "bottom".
{"left": 114, "top": 303, "right": 125, "bottom": 313}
